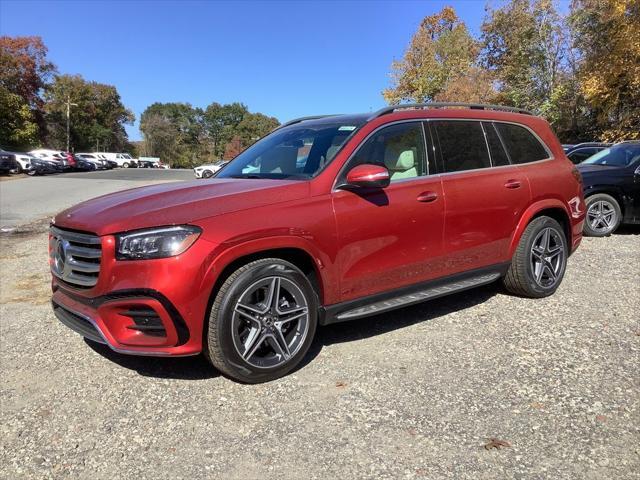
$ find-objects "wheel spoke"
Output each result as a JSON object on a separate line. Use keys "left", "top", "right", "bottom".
{"left": 234, "top": 304, "right": 262, "bottom": 324}
{"left": 243, "top": 330, "right": 266, "bottom": 361}
{"left": 543, "top": 263, "right": 556, "bottom": 282}
{"left": 264, "top": 277, "right": 281, "bottom": 311}
{"left": 277, "top": 305, "right": 308, "bottom": 321}
{"left": 534, "top": 261, "right": 544, "bottom": 283}
{"left": 266, "top": 333, "right": 290, "bottom": 360}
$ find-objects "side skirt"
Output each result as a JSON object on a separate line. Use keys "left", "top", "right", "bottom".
{"left": 319, "top": 263, "right": 509, "bottom": 326}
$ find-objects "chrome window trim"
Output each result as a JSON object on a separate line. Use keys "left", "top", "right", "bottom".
{"left": 332, "top": 117, "right": 555, "bottom": 190}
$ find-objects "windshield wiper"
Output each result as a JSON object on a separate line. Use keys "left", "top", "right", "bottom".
{"left": 229, "top": 174, "right": 267, "bottom": 179}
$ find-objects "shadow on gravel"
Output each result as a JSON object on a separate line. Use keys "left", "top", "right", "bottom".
{"left": 614, "top": 225, "right": 640, "bottom": 235}
{"left": 85, "top": 283, "right": 498, "bottom": 381}
{"left": 297, "top": 283, "right": 499, "bottom": 372}
{"left": 85, "top": 340, "right": 219, "bottom": 380}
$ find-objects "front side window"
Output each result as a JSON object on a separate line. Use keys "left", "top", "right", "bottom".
{"left": 433, "top": 121, "right": 491, "bottom": 173}
{"left": 495, "top": 123, "right": 549, "bottom": 164}
{"left": 218, "top": 121, "right": 363, "bottom": 179}
{"left": 349, "top": 122, "right": 426, "bottom": 182}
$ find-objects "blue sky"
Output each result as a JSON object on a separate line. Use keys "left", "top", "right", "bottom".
{"left": 2, "top": 0, "right": 496, "bottom": 141}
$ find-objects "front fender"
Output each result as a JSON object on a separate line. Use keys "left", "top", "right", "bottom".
{"left": 198, "top": 235, "right": 337, "bottom": 306}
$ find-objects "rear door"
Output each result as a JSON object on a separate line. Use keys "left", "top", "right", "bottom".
{"left": 332, "top": 121, "right": 445, "bottom": 302}
{"left": 430, "top": 120, "right": 531, "bottom": 273}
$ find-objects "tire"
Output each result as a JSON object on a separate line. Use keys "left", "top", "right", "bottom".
{"left": 202, "top": 170, "right": 213, "bottom": 178}
{"left": 27, "top": 169, "right": 37, "bottom": 176}
{"left": 206, "top": 258, "right": 318, "bottom": 383}
{"left": 583, "top": 193, "right": 622, "bottom": 237}
{"left": 122, "top": 162, "right": 129, "bottom": 168}
{"left": 503, "top": 216, "right": 568, "bottom": 298}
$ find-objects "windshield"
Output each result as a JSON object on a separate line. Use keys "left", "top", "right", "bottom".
{"left": 217, "top": 121, "right": 363, "bottom": 179}
{"left": 581, "top": 144, "right": 640, "bottom": 167}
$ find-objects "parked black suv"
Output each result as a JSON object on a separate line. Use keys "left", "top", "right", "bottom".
{"left": 0, "top": 150, "right": 19, "bottom": 174}
{"left": 577, "top": 141, "right": 640, "bottom": 236}
{"left": 566, "top": 143, "right": 611, "bottom": 164}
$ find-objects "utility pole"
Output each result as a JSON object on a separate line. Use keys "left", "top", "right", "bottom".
{"left": 65, "top": 95, "right": 78, "bottom": 152}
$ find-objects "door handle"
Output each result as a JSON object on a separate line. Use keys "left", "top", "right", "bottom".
{"left": 417, "top": 191, "right": 438, "bottom": 203}
{"left": 504, "top": 179, "right": 522, "bottom": 189}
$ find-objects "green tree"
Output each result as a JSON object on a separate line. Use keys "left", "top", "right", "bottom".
{"left": 236, "top": 112, "right": 279, "bottom": 147}
{"left": 0, "top": 36, "right": 56, "bottom": 148}
{"left": 481, "top": 1, "right": 567, "bottom": 109}
{"left": 44, "top": 74, "right": 134, "bottom": 151}
{"left": 383, "top": 6, "right": 490, "bottom": 104}
{"left": 140, "top": 102, "right": 205, "bottom": 167}
{"left": 202, "top": 102, "right": 249, "bottom": 158}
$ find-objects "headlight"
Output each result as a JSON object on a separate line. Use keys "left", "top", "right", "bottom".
{"left": 116, "top": 225, "right": 201, "bottom": 260}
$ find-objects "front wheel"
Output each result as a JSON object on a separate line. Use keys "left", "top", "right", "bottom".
{"left": 583, "top": 193, "right": 621, "bottom": 237}
{"left": 503, "top": 216, "right": 568, "bottom": 298}
{"left": 206, "top": 258, "right": 318, "bottom": 383}
{"left": 202, "top": 170, "right": 213, "bottom": 178}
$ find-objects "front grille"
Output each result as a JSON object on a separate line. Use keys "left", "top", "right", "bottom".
{"left": 50, "top": 226, "right": 102, "bottom": 288}
{"left": 52, "top": 302, "right": 105, "bottom": 344}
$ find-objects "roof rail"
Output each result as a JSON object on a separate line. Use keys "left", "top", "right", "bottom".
{"left": 369, "top": 102, "right": 533, "bottom": 120}
{"left": 275, "top": 114, "right": 342, "bottom": 131}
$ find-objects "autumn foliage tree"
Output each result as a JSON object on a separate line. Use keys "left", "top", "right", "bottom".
{"left": 383, "top": 7, "right": 495, "bottom": 104}
{"left": 0, "top": 36, "right": 55, "bottom": 148}
{"left": 570, "top": 0, "right": 640, "bottom": 140}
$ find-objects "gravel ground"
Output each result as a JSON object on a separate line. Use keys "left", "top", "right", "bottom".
{"left": 1, "top": 227, "right": 638, "bottom": 479}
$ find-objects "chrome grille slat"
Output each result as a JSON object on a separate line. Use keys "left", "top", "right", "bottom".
{"left": 50, "top": 226, "right": 102, "bottom": 288}
{"left": 66, "top": 257, "right": 100, "bottom": 273}
{"left": 66, "top": 245, "right": 101, "bottom": 258}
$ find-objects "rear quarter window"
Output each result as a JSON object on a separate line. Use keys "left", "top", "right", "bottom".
{"left": 494, "top": 123, "right": 549, "bottom": 164}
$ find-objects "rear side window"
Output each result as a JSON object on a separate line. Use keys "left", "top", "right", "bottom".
{"left": 494, "top": 123, "right": 549, "bottom": 164}
{"left": 483, "top": 122, "right": 510, "bottom": 166}
{"left": 433, "top": 121, "right": 490, "bottom": 172}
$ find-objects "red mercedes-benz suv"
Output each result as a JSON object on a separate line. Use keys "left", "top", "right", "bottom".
{"left": 50, "top": 103, "right": 585, "bottom": 382}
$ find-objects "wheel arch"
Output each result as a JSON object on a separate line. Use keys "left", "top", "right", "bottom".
{"left": 509, "top": 200, "right": 572, "bottom": 258}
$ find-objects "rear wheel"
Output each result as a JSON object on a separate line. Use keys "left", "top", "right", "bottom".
{"left": 583, "top": 193, "right": 621, "bottom": 237}
{"left": 122, "top": 162, "right": 130, "bottom": 168}
{"left": 503, "top": 216, "right": 567, "bottom": 298}
{"left": 206, "top": 258, "right": 318, "bottom": 383}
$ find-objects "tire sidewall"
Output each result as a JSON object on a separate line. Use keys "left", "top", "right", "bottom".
{"left": 211, "top": 261, "right": 318, "bottom": 383}
{"left": 203, "top": 170, "right": 213, "bottom": 178}
{"left": 521, "top": 217, "right": 568, "bottom": 297}
{"left": 583, "top": 194, "right": 622, "bottom": 237}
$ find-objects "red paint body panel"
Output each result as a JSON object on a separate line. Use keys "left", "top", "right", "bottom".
{"left": 51, "top": 109, "right": 585, "bottom": 357}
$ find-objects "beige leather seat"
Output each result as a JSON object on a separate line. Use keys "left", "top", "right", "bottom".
{"left": 384, "top": 146, "right": 417, "bottom": 181}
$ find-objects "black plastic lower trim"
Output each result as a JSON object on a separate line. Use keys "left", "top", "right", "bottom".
{"left": 53, "top": 302, "right": 105, "bottom": 344}
{"left": 55, "top": 287, "right": 190, "bottom": 346}
{"left": 319, "top": 263, "right": 509, "bottom": 326}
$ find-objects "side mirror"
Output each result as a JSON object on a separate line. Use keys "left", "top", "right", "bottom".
{"left": 343, "top": 164, "right": 390, "bottom": 189}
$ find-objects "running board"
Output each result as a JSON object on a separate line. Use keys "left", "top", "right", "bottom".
{"left": 323, "top": 270, "right": 504, "bottom": 325}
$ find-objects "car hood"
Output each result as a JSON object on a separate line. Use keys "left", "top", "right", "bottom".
{"left": 54, "top": 179, "right": 310, "bottom": 236}
{"left": 576, "top": 164, "right": 620, "bottom": 174}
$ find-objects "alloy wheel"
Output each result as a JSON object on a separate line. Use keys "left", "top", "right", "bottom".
{"left": 231, "top": 276, "right": 310, "bottom": 369}
{"left": 587, "top": 200, "right": 617, "bottom": 235}
{"left": 530, "top": 227, "right": 565, "bottom": 288}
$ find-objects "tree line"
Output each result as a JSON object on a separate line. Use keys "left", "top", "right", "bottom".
{"left": 383, "top": 0, "right": 639, "bottom": 142}
{"left": 2, "top": 0, "right": 637, "bottom": 167}
{"left": 0, "top": 36, "right": 279, "bottom": 166}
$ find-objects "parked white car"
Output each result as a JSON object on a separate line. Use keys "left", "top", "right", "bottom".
{"left": 194, "top": 161, "right": 228, "bottom": 178}
{"left": 95, "top": 152, "right": 138, "bottom": 168}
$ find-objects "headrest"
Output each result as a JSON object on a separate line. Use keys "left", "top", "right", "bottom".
{"left": 384, "top": 146, "right": 415, "bottom": 171}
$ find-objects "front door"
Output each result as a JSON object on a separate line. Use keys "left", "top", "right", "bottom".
{"left": 332, "top": 121, "right": 445, "bottom": 302}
